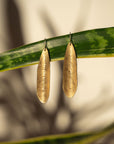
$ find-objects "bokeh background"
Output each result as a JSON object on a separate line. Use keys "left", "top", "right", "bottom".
{"left": 0, "top": 0, "right": 114, "bottom": 143}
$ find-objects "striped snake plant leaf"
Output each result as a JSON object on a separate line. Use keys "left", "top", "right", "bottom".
{"left": 0, "top": 27, "right": 114, "bottom": 72}
{"left": 0, "top": 123, "right": 114, "bottom": 144}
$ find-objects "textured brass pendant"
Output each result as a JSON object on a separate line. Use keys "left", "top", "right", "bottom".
{"left": 37, "top": 48, "right": 50, "bottom": 103}
{"left": 63, "top": 42, "right": 77, "bottom": 98}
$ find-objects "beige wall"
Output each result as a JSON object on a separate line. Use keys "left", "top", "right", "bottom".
{"left": 0, "top": 0, "right": 114, "bottom": 141}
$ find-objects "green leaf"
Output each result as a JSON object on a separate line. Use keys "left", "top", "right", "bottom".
{"left": 0, "top": 27, "right": 114, "bottom": 72}
{"left": 1, "top": 123, "right": 114, "bottom": 144}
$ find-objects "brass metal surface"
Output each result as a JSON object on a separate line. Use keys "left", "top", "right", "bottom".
{"left": 63, "top": 42, "right": 77, "bottom": 98}
{"left": 37, "top": 48, "right": 50, "bottom": 103}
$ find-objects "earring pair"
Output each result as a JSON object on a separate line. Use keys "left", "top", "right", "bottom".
{"left": 37, "top": 34, "right": 77, "bottom": 103}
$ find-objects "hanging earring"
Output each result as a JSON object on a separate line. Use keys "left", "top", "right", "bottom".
{"left": 37, "top": 39, "right": 50, "bottom": 103}
{"left": 62, "top": 33, "right": 77, "bottom": 98}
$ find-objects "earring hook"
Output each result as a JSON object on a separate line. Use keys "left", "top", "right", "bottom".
{"left": 69, "top": 32, "right": 72, "bottom": 44}
{"left": 44, "top": 38, "right": 47, "bottom": 51}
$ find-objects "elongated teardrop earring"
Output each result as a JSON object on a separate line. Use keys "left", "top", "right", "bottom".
{"left": 37, "top": 39, "right": 50, "bottom": 103}
{"left": 63, "top": 33, "right": 77, "bottom": 98}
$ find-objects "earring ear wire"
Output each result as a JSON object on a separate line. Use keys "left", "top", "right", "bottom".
{"left": 69, "top": 32, "right": 72, "bottom": 44}
{"left": 44, "top": 38, "right": 47, "bottom": 51}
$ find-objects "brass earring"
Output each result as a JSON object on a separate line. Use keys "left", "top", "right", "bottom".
{"left": 63, "top": 33, "right": 77, "bottom": 98}
{"left": 37, "top": 39, "right": 50, "bottom": 103}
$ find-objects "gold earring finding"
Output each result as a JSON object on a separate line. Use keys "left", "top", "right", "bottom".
{"left": 37, "top": 39, "right": 50, "bottom": 103}
{"left": 62, "top": 33, "right": 77, "bottom": 98}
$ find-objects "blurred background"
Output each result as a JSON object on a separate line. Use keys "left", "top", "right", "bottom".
{"left": 0, "top": 0, "right": 114, "bottom": 143}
